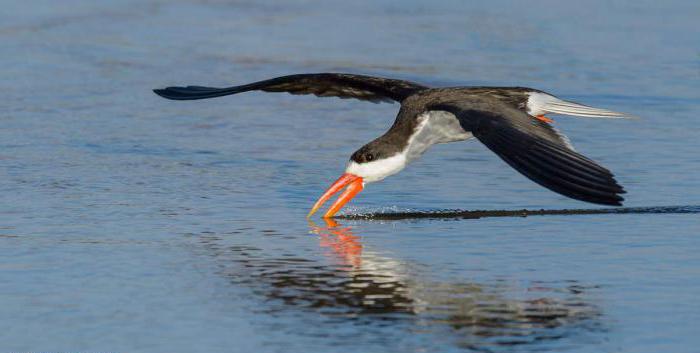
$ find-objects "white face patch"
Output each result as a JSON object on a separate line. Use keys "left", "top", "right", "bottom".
{"left": 345, "top": 153, "right": 407, "bottom": 183}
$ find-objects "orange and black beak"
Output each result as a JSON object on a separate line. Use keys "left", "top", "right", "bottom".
{"left": 307, "top": 173, "right": 364, "bottom": 218}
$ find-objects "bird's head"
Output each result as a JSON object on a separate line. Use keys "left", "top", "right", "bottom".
{"left": 307, "top": 140, "right": 408, "bottom": 218}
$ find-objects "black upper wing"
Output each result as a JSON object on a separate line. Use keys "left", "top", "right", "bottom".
{"left": 153, "top": 73, "right": 428, "bottom": 103}
{"left": 430, "top": 98, "right": 625, "bottom": 206}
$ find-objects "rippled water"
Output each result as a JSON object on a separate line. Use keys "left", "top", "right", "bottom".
{"left": 1, "top": 1, "right": 699, "bottom": 352}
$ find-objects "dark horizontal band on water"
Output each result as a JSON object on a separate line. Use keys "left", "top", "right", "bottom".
{"left": 336, "top": 205, "right": 700, "bottom": 221}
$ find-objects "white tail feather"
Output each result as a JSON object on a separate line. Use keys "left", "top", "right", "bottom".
{"left": 527, "top": 92, "right": 635, "bottom": 119}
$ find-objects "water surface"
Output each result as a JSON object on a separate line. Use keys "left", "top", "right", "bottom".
{"left": 1, "top": 1, "right": 699, "bottom": 352}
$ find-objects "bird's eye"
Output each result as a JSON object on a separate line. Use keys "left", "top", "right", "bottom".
{"left": 366, "top": 153, "right": 374, "bottom": 162}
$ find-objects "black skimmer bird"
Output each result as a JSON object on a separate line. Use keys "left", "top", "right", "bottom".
{"left": 154, "top": 73, "right": 630, "bottom": 218}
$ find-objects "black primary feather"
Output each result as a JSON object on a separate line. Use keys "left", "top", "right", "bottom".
{"left": 153, "top": 73, "right": 428, "bottom": 103}
{"left": 430, "top": 99, "right": 625, "bottom": 206}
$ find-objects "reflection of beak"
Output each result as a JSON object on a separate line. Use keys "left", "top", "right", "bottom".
{"left": 308, "top": 218, "right": 363, "bottom": 268}
{"left": 307, "top": 173, "right": 364, "bottom": 218}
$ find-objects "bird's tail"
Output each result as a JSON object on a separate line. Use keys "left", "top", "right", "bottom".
{"left": 528, "top": 92, "right": 636, "bottom": 119}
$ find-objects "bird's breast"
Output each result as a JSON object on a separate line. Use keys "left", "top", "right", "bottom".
{"left": 405, "top": 111, "right": 473, "bottom": 162}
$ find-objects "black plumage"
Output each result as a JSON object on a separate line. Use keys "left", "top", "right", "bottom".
{"left": 154, "top": 73, "right": 626, "bottom": 206}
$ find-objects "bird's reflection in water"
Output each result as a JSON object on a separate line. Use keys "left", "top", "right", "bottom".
{"left": 207, "top": 220, "right": 604, "bottom": 350}
{"left": 307, "top": 219, "right": 415, "bottom": 315}
{"left": 309, "top": 220, "right": 603, "bottom": 345}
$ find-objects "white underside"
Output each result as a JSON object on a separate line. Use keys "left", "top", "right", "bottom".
{"left": 346, "top": 111, "right": 472, "bottom": 183}
{"left": 527, "top": 92, "right": 633, "bottom": 119}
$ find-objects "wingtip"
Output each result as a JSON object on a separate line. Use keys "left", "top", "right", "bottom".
{"left": 152, "top": 86, "right": 195, "bottom": 100}
{"left": 153, "top": 88, "right": 168, "bottom": 98}
{"left": 605, "top": 178, "right": 626, "bottom": 206}
{"left": 591, "top": 194, "right": 624, "bottom": 207}
{"left": 613, "top": 196, "right": 625, "bottom": 206}
{"left": 606, "top": 190, "right": 625, "bottom": 206}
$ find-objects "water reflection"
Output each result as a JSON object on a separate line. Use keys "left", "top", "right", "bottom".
{"left": 308, "top": 219, "right": 414, "bottom": 315}
{"left": 309, "top": 220, "right": 604, "bottom": 348}
{"left": 310, "top": 219, "right": 363, "bottom": 269}
{"left": 201, "top": 220, "right": 604, "bottom": 350}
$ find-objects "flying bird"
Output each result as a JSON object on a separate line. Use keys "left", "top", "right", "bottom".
{"left": 154, "top": 73, "right": 630, "bottom": 218}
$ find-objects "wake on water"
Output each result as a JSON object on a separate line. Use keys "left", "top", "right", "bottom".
{"left": 336, "top": 205, "right": 700, "bottom": 221}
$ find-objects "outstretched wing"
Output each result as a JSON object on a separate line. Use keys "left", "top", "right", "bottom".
{"left": 430, "top": 98, "right": 625, "bottom": 206}
{"left": 153, "top": 73, "right": 428, "bottom": 103}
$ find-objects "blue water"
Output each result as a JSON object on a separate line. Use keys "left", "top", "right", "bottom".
{"left": 1, "top": 1, "right": 699, "bottom": 352}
